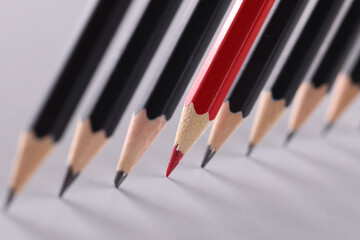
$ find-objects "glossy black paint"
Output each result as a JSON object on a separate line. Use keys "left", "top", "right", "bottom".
{"left": 32, "top": 0, "right": 131, "bottom": 141}
{"left": 311, "top": 1, "right": 360, "bottom": 89}
{"left": 227, "top": 0, "right": 307, "bottom": 117}
{"left": 271, "top": 0, "right": 345, "bottom": 106}
{"left": 89, "top": 0, "right": 182, "bottom": 137}
{"left": 351, "top": 51, "right": 360, "bottom": 84}
{"left": 141, "top": 0, "right": 232, "bottom": 120}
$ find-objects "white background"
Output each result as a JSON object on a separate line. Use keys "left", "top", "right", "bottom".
{"left": 0, "top": 0, "right": 359, "bottom": 239}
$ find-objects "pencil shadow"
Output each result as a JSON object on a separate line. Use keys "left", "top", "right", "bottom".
{"left": 286, "top": 148, "right": 328, "bottom": 169}
{"left": 325, "top": 139, "right": 360, "bottom": 163}
{"left": 166, "top": 177, "right": 248, "bottom": 210}
{"left": 327, "top": 122, "right": 354, "bottom": 134}
{"left": 117, "top": 188, "right": 185, "bottom": 220}
{"left": 6, "top": 213, "right": 70, "bottom": 240}
{"left": 251, "top": 156, "right": 320, "bottom": 190}
{"left": 287, "top": 148, "right": 359, "bottom": 179}
{"left": 61, "top": 198, "right": 135, "bottom": 232}
{"left": 202, "top": 168, "right": 256, "bottom": 192}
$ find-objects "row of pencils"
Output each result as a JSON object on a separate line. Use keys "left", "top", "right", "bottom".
{"left": 4, "top": 0, "right": 360, "bottom": 210}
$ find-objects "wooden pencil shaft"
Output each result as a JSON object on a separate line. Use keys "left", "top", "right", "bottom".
{"left": 288, "top": 82, "right": 328, "bottom": 131}
{"left": 325, "top": 73, "right": 359, "bottom": 124}
{"left": 227, "top": 0, "right": 307, "bottom": 117}
{"left": 10, "top": 132, "right": 54, "bottom": 193}
{"left": 117, "top": 110, "right": 166, "bottom": 173}
{"left": 89, "top": 0, "right": 182, "bottom": 137}
{"left": 249, "top": 91, "right": 286, "bottom": 146}
{"left": 311, "top": 1, "right": 360, "bottom": 90}
{"left": 66, "top": 120, "right": 107, "bottom": 173}
{"left": 141, "top": 0, "right": 232, "bottom": 120}
{"left": 31, "top": 0, "right": 131, "bottom": 141}
{"left": 208, "top": 101, "right": 243, "bottom": 151}
{"left": 174, "top": 103, "right": 211, "bottom": 154}
{"left": 271, "top": 0, "right": 346, "bottom": 106}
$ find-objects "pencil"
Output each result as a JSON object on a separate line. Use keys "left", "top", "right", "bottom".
{"left": 166, "top": 0, "right": 276, "bottom": 177}
{"left": 4, "top": 0, "right": 131, "bottom": 209}
{"left": 114, "top": 0, "right": 233, "bottom": 187}
{"left": 59, "top": 0, "right": 182, "bottom": 197}
{"left": 247, "top": 0, "right": 347, "bottom": 155}
{"left": 287, "top": 0, "right": 360, "bottom": 142}
{"left": 324, "top": 46, "right": 360, "bottom": 132}
{"left": 201, "top": 0, "right": 309, "bottom": 168}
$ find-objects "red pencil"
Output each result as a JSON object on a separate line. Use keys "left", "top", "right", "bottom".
{"left": 166, "top": 0, "right": 275, "bottom": 177}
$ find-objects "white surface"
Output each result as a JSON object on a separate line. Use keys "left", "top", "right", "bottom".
{"left": 0, "top": 0, "right": 360, "bottom": 239}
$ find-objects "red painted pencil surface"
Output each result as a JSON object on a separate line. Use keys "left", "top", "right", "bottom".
{"left": 166, "top": 0, "right": 275, "bottom": 177}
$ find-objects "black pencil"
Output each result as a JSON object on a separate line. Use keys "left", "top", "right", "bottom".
{"left": 59, "top": 0, "right": 182, "bottom": 197}
{"left": 113, "top": 0, "right": 233, "bottom": 187}
{"left": 325, "top": 41, "right": 360, "bottom": 132}
{"left": 4, "top": 0, "right": 131, "bottom": 209}
{"left": 287, "top": 0, "right": 360, "bottom": 140}
{"left": 247, "top": 0, "right": 348, "bottom": 155}
{"left": 201, "top": 0, "right": 309, "bottom": 168}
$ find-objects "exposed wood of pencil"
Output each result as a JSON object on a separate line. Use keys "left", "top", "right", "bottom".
{"left": 58, "top": 120, "right": 107, "bottom": 197}
{"left": 117, "top": 109, "right": 166, "bottom": 173}
{"left": 174, "top": 103, "right": 211, "bottom": 155}
{"left": 9, "top": 132, "right": 54, "bottom": 195}
{"left": 288, "top": 82, "right": 328, "bottom": 132}
{"left": 167, "top": 103, "right": 211, "bottom": 176}
{"left": 67, "top": 120, "right": 107, "bottom": 173}
{"left": 325, "top": 73, "right": 359, "bottom": 124}
{"left": 208, "top": 101, "right": 243, "bottom": 151}
{"left": 249, "top": 91, "right": 286, "bottom": 147}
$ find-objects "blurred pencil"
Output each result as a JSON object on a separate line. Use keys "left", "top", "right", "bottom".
{"left": 287, "top": 0, "right": 360, "bottom": 142}
{"left": 114, "top": 0, "right": 233, "bottom": 187}
{"left": 201, "top": 0, "right": 309, "bottom": 168}
{"left": 324, "top": 47, "right": 360, "bottom": 132}
{"left": 166, "top": 0, "right": 276, "bottom": 177}
{"left": 4, "top": 0, "right": 131, "bottom": 209}
{"left": 59, "top": 0, "right": 182, "bottom": 197}
{"left": 248, "top": 0, "right": 347, "bottom": 155}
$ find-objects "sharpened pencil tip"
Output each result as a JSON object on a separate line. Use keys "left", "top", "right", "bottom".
{"left": 322, "top": 123, "right": 333, "bottom": 136}
{"left": 283, "top": 131, "right": 296, "bottom": 147}
{"left": 3, "top": 188, "right": 15, "bottom": 211}
{"left": 201, "top": 146, "right": 216, "bottom": 168}
{"left": 246, "top": 143, "right": 254, "bottom": 157}
{"left": 59, "top": 166, "right": 80, "bottom": 198}
{"left": 166, "top": 146, "right": 183, "bottom": 177}
{"left": 114, "top": 171, "right": 128, "bottom": 188}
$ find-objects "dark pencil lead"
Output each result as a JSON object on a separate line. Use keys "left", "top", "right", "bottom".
{"left": 246, "top": 143, "right": 254, "bottom": 157}
{"left": 114, "top": 171, "right": 128, "bottom": 188}
{"left": 321, "top": 123, "right": 333, "bottom": 136}
{"left": 59, "top": 166, "right": 80, "bottom": 198}
{"left": 3, "top": 188, "right": 15, "bottom": 211}
{"left": 283, "top": 131, "right": 296, "bottom": 147}
{"left": 201, "top": 145, "right": 216, "bottom": 168}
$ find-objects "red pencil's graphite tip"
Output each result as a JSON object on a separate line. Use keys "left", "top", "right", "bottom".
{"left": 166, "top": 145, "right": 184, "bottom": 177}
